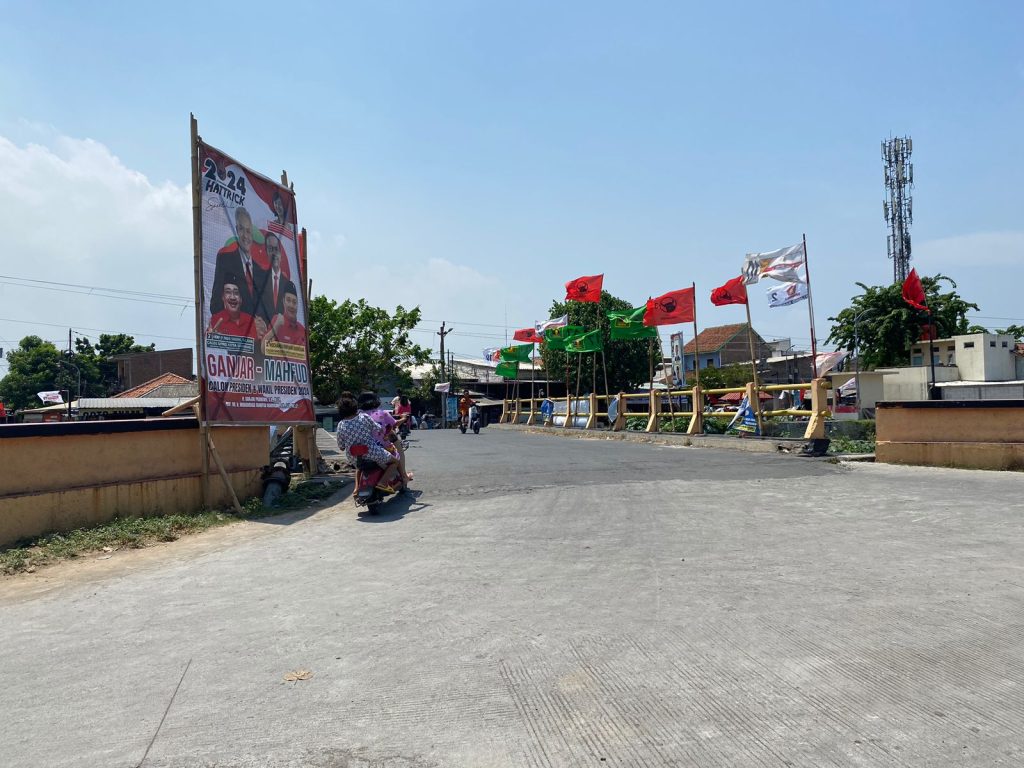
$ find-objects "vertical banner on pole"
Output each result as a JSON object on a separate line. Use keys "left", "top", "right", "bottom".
{"left": 194, "top": 135, "right": 314, "bottom": 425}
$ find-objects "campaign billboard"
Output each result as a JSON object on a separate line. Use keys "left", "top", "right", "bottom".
{"left": 196, "top": 141, "right": 314, "bottom": 424}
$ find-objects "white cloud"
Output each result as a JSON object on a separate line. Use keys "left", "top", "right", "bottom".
{"left": 915, "top": 230, "right": 1024, "bottom": 268}
{"left": 0, "top": 132, "right": 195, "bottom": 355}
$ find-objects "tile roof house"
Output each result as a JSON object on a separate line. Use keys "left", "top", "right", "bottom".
{"left": 675, "top": 323, "right": 773, "bottom": 373}
{"left": 114, "top": 373, "right": 195, "bottom": 399}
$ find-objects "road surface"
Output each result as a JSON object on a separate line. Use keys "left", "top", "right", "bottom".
{"left": 2, "top": 427, "right": 1023, "bottom": 766}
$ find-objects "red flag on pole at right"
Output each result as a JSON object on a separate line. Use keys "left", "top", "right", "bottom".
{"left": 902, "top": 268, "right": 928, "bottom": 311}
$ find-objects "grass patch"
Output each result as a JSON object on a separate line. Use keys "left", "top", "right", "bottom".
{"left": 1, "top": 478, "right": 346, "bottom": 576}
{"left": 828, "top": 435, "right": 876, "bottom": 455}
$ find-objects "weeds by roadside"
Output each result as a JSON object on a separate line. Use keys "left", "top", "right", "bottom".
{"left": 1, "top": 478, "right": 346, "bottom": 576}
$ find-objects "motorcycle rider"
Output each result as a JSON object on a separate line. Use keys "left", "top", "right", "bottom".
{"left": 457, "top": 390, "right": 476, "bottom": 431}
{"left": 357, "top": 391, "right": 412, "bottom": 489}
{"left": 335, "top": 392, "right": 401, "bottom": 490}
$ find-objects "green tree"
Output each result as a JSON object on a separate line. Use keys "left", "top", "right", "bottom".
{"left": 0, "top": 336, "right": 63, "bottom": 411}
{"left": 827, "top": 274, "right": 980, "bottom": 369}
{"left": 73, "top": 334, "right": 155, "bottom": 396}
{"left": 690, "top": 363, "right": 752, "bottom": 389}
{"left": 540, "top": 291, "right": 652, "bottom": 393}
{"left": 308, "top": 296, "right": 431, "bottom": 405}
{"left": 996, "top": 324, "right": 1024, "bottom": 340}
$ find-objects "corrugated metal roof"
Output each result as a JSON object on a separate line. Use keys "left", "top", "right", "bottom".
{"left": 77, "top": 397, "right": 194, "bottom": 411}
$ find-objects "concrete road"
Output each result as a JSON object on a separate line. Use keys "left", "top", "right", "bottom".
{"left": 2, "top": 427, "right": 1023, "bottom": 767}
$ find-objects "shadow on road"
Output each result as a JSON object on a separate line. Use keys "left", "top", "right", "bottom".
{"left": 357, "top": 489, "right": 430, "bottom": 523}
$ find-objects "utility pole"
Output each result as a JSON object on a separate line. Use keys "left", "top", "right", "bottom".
{"left": 437, "top": 322, "right": 453, "bottom": 427}
{"left": 437, "top": 322, "right": 453, "bottom": 379}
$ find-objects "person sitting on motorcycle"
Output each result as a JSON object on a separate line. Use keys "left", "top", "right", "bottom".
{"left": 335, "top": 392, "right": 401, "bottom": 489}
{"left": 357, "top": 391, "right": 412, "bottom": 488}
{"left": 458, "top": 390, "right": 475, "bottom": 428}
{"left": 394, "top": 395, "right": 413, "bottom": 427}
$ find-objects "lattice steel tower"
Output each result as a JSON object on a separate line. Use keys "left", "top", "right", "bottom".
{"left": 882, "top": 136, "right": 914, "bottom": 283}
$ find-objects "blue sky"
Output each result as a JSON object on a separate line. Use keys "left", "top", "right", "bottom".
{"left": 1, "top": 0, "right": 1021, "bottom": 366}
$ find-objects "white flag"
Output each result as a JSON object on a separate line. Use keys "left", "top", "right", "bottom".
{"left": 743, "top": 243, "right": 806, "bottom": 284}
{"left": 433, "top": 382, "right": 451, "bottom": 393}
{"left": 37, "top": 390, "right": 64, "bottom": 404}
{"left": 535, "top": 315, "right": 568, "bottom": 335}
{"left": 766, "top": 281, "right": 808, "bottom": 308}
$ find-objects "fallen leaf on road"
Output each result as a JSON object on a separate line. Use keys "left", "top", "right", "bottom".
{"left": 283, "top": 669, "right": 313, "bottom": 682}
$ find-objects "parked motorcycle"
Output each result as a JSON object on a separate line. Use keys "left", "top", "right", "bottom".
{"left": 349, "top": 444, "right": 400, "bottom": 511}
{"left": 260, "top": 461, "right": 292, "bottom": 507}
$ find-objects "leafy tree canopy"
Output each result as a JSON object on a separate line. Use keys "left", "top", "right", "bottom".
{"left": 0, "top": 336, "right": 63, "bottom": 411}
{"left": 995, "top": 324, "right": 1024, "bottom": 341}
{"left": 541, "top": 291, "right": 654, "bottom": 393}
{"left": 308, "top": 296, "right": 431, "bottom": 405}
{"left": 689, "top": 363, "right": 752, "bottom": 389}
{"left": 826, "top": 274, "right": 980, "bottom": 369}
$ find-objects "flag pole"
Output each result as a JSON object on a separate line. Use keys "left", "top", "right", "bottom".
{"left": 659, "top": 329, "right": 677, "bottom": 431}
{"left": 530, "top": 343, "right": 536, "bottom": 423}
{"left": 691, "top": 281, "right": 702, "bottom": 416}
{"left": 565, "top": 352, "right": 573, "bottom": 430}
{"left": 802, "top": 233, "right": 819, "bottom": 372}
{"left": 744, "top": 300, "right": 765, "bottom": 436}
{"left": 574, "top": 351, "right": 583, "bottom": 428}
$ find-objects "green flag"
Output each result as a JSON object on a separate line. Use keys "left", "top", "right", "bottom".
{"left": 566, "top": 328, "right": 603, "bottom": 353}
{"left": 495, "top": 360, "right": 519, "bottom": 378}
{"left": 609, "top": 306, "right": 658, "bottom": 340}
{"left": 543, "top": 325, "right": 584, "bottom": 351}
{"left": 500, "top": 343, "right": 533, "bottom": 363}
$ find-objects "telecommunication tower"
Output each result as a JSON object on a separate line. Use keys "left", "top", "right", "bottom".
{"left": 882, "top": 136, "right": 914, "bottom": 283}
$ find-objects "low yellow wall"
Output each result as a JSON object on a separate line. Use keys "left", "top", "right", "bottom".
{"left": 876, "top": 400, "right": 1024, "bottom": 471}
{"left": 0, "top": 419, "right": 269, "bottom": 547}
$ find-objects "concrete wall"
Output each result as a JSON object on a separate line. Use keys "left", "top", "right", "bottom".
{"left": 877, "top": 365, "right": 961, "bottom": 401}
{"left": 954, "top": 333, "right": 1015, "bottom": 381}
{"left": 114, "top": 348, "right": 194, "bottom": 390}
{"left": 0, "top": 418, "right": 268, "bottom": 546}
{"left": 876, "top": 400, "right": 1024, "bottom": 471}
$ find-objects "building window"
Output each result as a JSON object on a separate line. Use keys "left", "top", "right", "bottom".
{"left": 912, "top": 348, "right": 922, "bottom": 354}
{"left": 706, "top": 358, "right": 715, "bottom": 368}
{"left": 990, "top": 341, "right": 996, "bottom": 347}
{"left": 963, "top": 341, "right": 974, "bottom": 348}
{"left": 1003, "top": 341, "right": 1009, "bottom": 348}
{"left": 912, "top": 355, "right": 923, "bottom": 366}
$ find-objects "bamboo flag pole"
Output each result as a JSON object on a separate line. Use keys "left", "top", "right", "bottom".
{"left": 530, "top": 343, "right": 536, "bottom": 423}
{"left": 564, "top": 352, "right": 571, "bottom": 429}
{"left": 574, "top": 351, "right": 583, "bottom": 427}
{"left": 802, "top": 233, "right": 819, "bottom": 376}
{"left": 744, "top": 300, "right": 765, "bottom": 436}
{"left": 189, "top": 114, "right": 211, "bottom": 507}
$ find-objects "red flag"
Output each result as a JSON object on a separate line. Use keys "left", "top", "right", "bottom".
{"left": 710, "top": 275, "right": 748, "bottom": 306}
{"left": 902, "top": 268, "right": 928, "bottom": 311}
{"left": 565, "top": 274, "right": 603, "bottom": 303}
{"left": 643, "top": 287, "right": 695, "bottom": 326}
{"left": 513, "top": 327, "right": 542, "bottom": 343}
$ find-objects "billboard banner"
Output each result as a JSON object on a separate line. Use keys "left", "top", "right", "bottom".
{"left": 196, "top": 141, "right": 314, "bottom": 424}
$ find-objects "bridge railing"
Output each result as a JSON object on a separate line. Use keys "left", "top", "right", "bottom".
{"left": 502, "top": 379, "right": 832, "bottom": 439}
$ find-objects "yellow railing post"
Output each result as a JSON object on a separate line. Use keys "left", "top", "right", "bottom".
{"left": 687, "top": 385, "right": 703, "bottom": 435}
{"left": 646, "top": 389, "right": 659, "bottom": 432}
{"left": 803, "top": 378, "right": 830, "bottom": 439}
{"left": 586, "top": 393, "right": 597, "bottom": 429}
{"left": 500, "top": 398, "right": 509, "bottom": 424}
{"left": 528, "top": 398, "right": 537, "bottom": 425}
{"left": 612, "top": 392, "right": 627, "bottom": 431}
